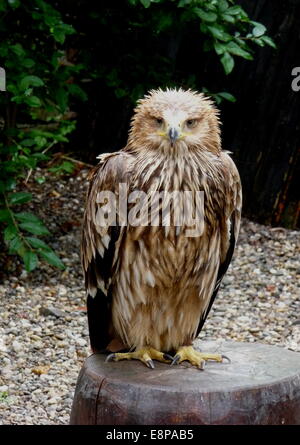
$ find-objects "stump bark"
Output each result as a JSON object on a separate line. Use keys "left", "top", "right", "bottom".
{"left": 70, "top": 341, "right": 300, "bottom": 425}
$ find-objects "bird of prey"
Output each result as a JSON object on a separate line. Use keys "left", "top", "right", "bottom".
{"left": 81, "top": 88, "right": 242, "bottom": 369}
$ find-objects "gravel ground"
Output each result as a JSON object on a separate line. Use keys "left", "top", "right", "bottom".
{"left": 0, "top": 165, "right": 299, "bottom": 425}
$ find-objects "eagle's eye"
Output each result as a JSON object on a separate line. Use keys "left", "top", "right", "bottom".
{"left": 155, "top": 117, "right": 163, "bottom": 126}
{"left": 186, "top": 119, "right": 198, "bottom": 129}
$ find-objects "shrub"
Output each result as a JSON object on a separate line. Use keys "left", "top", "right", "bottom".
{"left": 0, "top": 0, "right": 86, "bottom": 271}
{"left": 0, "top": 0, "right": 275, "bottom": 272}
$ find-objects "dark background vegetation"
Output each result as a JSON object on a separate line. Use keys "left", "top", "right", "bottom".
{"left": 0, "top": 0, "right": 299, "bottom": 272}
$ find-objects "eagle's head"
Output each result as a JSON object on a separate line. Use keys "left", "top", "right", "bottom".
{"left": 127, "top": 88, "right": 221, "bottom": 155}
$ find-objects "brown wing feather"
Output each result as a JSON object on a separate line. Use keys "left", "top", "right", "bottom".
{"left": 81, "top": 151, "right": 131, "bottom": 352}
{"left": 197, "top": 152, "right": 242, "bottom": 335}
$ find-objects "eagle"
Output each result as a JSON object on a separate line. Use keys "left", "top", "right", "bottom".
{"left": 81, "top": 88, "right": 242, "bottom": 369}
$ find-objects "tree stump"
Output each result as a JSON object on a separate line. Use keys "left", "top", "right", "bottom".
{"left": 70, "top": 341, "right": 300, "bottom": 425}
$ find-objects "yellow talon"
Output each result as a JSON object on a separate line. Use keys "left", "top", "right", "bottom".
{"left": 105, "top": 347, "right": 173, "bottom": 369}
{"left": 171, "top": 346, "right": 223, "bottom": 370}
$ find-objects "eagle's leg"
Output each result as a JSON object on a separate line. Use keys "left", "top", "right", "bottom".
{"left": 171, "top": 346, "right": 224, "bottom": 370}
{"left": 105, "top": 347, "right": 173, "bottom": 369}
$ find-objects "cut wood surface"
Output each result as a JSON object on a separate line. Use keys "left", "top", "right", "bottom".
{"left": 70, "top": 341, "right": 300, "bottom": 425}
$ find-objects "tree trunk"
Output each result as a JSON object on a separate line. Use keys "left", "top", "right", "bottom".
{"left": 70, "top": 341, "right": 300, "bottom": 425}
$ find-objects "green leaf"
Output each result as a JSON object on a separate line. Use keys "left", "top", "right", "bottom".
{"left": 51, "top": 29, "right": 65, "bottom": 44}
{"left": 222, "top": 14, "right": 235, "bottom": 24}
{"left": 39, "top": 250, "right": 65, "bottom": 270}
{"left": 5, "top": 178, "right": 17, "bottom": 191}
{"left": 194, "top": 8, "right": 217, "bottom": 23}
{"left": 207, "top": 25, "right": 232, "bottom": 42}
{"left": 61, "top": 161, "right": 74, "bottom": 173}
{"left": 24, "top": 88, "right": 33, "bottom": 97}
{"left": 24, "top": 96, "right": 42, "bottom": 108}
{"left": 11, "top": 43, "right": 25, "bottom": 57}
{"left": 218, "top": 0, "right": 229, "bottom": 12}
{"left": 19, "top": 155, "right": 37, "bottom": 169}
{"left": 67, "top": 84, "right": 88, "bottom": 101}
{"left": 25, "top": 237, "right": 52, "bottom": 251}
{"left": 31, "top": 153, "right": 49, "bottom": 161}
{"left": 11, "top": 95, "right": 25, "bottom": 104}
{"left": 51, "top": 24, "right": 75, "bottom": 43}
{"left": 15, "top": 212, "right": 42, "bottom": 224}
{"left": 217, "top": 92, "right": 236, "bottom": 102}
{"left": 23, "top": 251, "right": 38, "bottom": 272}
{"left": 19, "top": 222, "right": 50, "bottom": 236}
{"left": 20, "top": 138, "right": 35, "bottom": 147}
{"left": 22, "top": 58, "right": 35, "bottom": 68}
{"left": 19, "top": 75, "right": 44, "bottom": 90}
{"left": 220, "top": 52, "right": 235, "bottom": 75}
{"left": 261, "top": 35, "right": 277, "bottom": 49}
{"left": 8, "top": 235, "right": 23, "bottom": 254}
{"left": 253, "top": 38, "right": 265, "bottom": 47}
{"left": 33, "top": 136, "right": 48, "bottom": 148}
{"left": 55, "top": 87, "right": 68, "bottom": 112}
{"left": 0, "top": 178, "right": 16, "bottom": 193}
{"left": 214, "top": 41, "right": 227, "bottom": 55}
{"left": 252, "top": 22, "right": 266, "bottom": 37}
{"left": 9, "top": 192, "right": 32, "bottom": 205}
{"left": 49, "top": 161, "right": 74, "bottom": 174}
{"left": 226, "top": 41, "right": 253, "bottom": 60}
{"left": 35, "top": 177, "right": 46, "bottom": 184}
{"left": 226, "top": 5, "right": 243, "bottom": 15}
{"left": 0, "top": 209, "right": 11, "bottom": 222}
{"left": 4, "top": 224, "right": 18, "bottom": 241}
{"left": 139, "top": 0, "right": 151, "bottom": 7}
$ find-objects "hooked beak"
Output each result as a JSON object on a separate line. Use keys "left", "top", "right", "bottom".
{"left": 168, "top": 127, "right": 179, "bottom": 146}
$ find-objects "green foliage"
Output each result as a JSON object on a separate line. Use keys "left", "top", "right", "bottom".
{"left": 79, "top": 0, "right": 275, "bottom": 107}
{"left": 136, "top": 0, "right": 275, "bottom": 76}
{"left": 0, "top": 193, "right": 65, "bottom": 272}
{"left": 202, "top": 87, "right": 236, "bottom": 105}
{"left": 0, "top": 0, "right": 276, "bottom": 273}
{"left": 0, "top": 0, "right": 83, "bottom": 272}
{"left": 48, "top": 160, "right": 75, "bottom": 175}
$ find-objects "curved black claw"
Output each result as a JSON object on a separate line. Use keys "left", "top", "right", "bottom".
{"left": 198, "top": 361, "right": 205, "bottom": 371}
{"left": 163, "top": 353, "right": 174, "bottom": 362}
{"left": 170, "top": 354, "right": 180, "bottom": 366}
{"left": 105, "top": 353, "right": 116, "bottom": 363}
{"left": 221, "top": 354, "right": 231, "bottom": 364}
{"left": 146, "top": 359, "right": 155, "bottom": 369}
